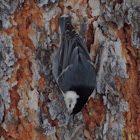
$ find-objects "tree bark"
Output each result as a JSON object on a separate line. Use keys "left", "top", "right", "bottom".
{"left": 0, "top": 0, "right": 140, "bottom": 140}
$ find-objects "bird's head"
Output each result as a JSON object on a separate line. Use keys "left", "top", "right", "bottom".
{"left": 64, "top": 91, "right": 79, "bottom": 114}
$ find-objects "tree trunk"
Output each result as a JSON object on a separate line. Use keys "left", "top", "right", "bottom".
{"left": 0, "top": 0, "right": 140, "bottom": 140}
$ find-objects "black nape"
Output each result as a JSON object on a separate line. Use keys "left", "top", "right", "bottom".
{"left": 69, "top": 86, "right": 94, "bottom": 114}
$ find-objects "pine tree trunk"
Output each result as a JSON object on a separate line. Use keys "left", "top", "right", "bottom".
{"left": 0, "top": 0, "right": 140, "bottom": 140}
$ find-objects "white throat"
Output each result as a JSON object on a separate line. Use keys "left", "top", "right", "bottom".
{"left": 65, "top": 91, "right": 79, "bottom": 100}
{"left": 64, "top": 91, "right": 79, "bottom": 114}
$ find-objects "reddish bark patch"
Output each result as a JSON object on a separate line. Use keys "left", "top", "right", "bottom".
{"left": 87, "top": 23, "right": 94, "bottom": 51}
{"left": 116, "top": 24, "right": 140, "bottom": 139}
{"left": 82, "top": 95, "right": 106, "bottom": 139}
{"left": 0, "top": 0, "right": 55, "bottom": 139}
{"left": 38, "top": 77, "right": 45, "bottom": 91}
{"left": 50, "top": 12, "right": 61, "bottom": 34}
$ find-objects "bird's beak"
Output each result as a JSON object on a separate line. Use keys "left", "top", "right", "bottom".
{"left": 67, "top": 114, "right": 73, "bottom": 129}
{"left": 71, "top": 113, "right": 75, "bottom": 120}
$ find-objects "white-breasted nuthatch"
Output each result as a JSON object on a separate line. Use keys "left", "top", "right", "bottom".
{"left": 52, "top": 15, "right": 96, "bottom": 116}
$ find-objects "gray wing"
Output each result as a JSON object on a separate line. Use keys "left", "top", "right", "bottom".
{"left": 57, "top": 61, "right": 96, "bottom": 93}
{"left": 52, "top": 15, "right": 91, "bottom": 80}
{"left": 52, "top": 15, "right": 94, "bottom": 85}
{"left": 52, "top": 36, "right": 90, "bottom": 81}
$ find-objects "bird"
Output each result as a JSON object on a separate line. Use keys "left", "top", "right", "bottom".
{"left": 52, "top": 15, "right": 96, "bottom": 116}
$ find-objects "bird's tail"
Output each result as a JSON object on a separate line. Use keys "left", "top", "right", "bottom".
{"left": 58, "top": 15, "right": 75, "bottom": 38}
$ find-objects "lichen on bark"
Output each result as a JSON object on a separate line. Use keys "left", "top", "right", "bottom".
{"left": 0, "top": 33, "right": 17, "bottom": 123}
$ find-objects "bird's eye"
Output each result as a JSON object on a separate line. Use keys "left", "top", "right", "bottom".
{"left": 69, "top": 104, "right": 71, "bottom": 107}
